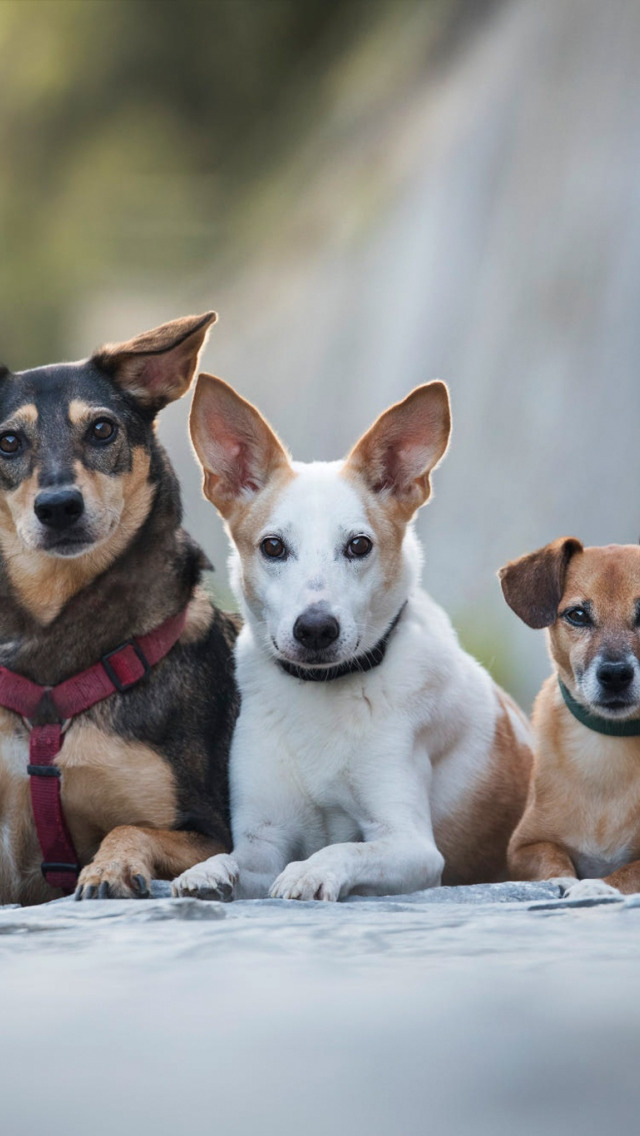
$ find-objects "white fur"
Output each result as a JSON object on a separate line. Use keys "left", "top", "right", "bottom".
{"left": 174, "top": 462, "right": 509, "bottom": 902}
{"left": 553, "top": 877, "right": 623, "bottom": 901}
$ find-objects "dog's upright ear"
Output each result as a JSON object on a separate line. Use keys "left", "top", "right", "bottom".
{"left": 344, "top": 382, "right": 451, "bottom": 519}
{"left": 189, "top": 374, "right": 291, "bottom": 518}
{"left": 498, "top": 537, "right": 584, "bottom": 629}
{"left": 92, "top": 312, "right": 217, "bottom": 411}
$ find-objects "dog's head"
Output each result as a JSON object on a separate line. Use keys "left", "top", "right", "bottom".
{"left": 500, "top": 539, "right": 640, "bottom": 719}
{"left": 0, "top": 312, "right": 215, "bottom": 562}
{"left": 190, "top": 374, "right": 450, "bottom": 670}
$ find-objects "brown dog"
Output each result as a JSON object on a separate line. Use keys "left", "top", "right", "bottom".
{"left": 500, "top": 539, "right": 640, "bottom": 898}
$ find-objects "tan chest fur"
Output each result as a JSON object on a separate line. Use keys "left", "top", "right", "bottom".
{"left": 525, "top": 677, "right": 640, "bottom": 870}
{"left": 0, "top": 708, "right": 177, "bottom": 904}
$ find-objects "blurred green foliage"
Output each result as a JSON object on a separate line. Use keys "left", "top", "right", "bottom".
{"left": 0, "top": 0, "right": 475, "bottom": 367}
{"left": 0, "top": 0, "right": 372, "bottom": 364}
{"left": 454, "top": 610, "right": 533, "bottom": 712}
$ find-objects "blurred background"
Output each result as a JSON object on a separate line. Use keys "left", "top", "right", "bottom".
{"left": 1, "top": 0, "right": 639, "bottom": 707}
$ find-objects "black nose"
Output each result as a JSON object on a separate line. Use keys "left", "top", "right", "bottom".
{"left": 597, "top": 660, "right": 635, "bottom": 693}
{"left": 293, "top": 605, "right": 340, "bottom": 652}
{"left": 34, "top": 488, "right": 84, "bottom": 531}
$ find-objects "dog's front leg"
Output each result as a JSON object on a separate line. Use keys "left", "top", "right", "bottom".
{"left": 268, "top": 831, "right": 443, "bottom": 899}
{"left": 173, "top": 778, "right": 307, "bottom": 900}
{"left": 507, "top": 837, "right": 577, "bottom": 883}
{"left": 270, "top": 831, "right": 443, "bottom": 902}
{"left": 76, "top": 826, "right": 225, "bottom": 899}
{"left": 270, "top": 760, "right": 443, "bottom": 902}
{"left": 602, "top": 860, "right": 640, "bottom": 895}
{"left": 172, "top": 826, "right": 294, "bottom": 901}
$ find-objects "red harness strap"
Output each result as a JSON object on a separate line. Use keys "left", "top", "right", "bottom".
{"left": 0, "top": 606, "right": 188, "bottom": 894}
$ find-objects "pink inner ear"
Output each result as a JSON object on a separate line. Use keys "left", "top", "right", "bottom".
{"left": 372, "top": 441, "right": 423, "bottom": 494}
{"left": 213, "top": 430, "right": 261, "bottom": 496}
{"left": 370, "top": 444, "right": 400, "bottom": 493}
{"left": 135, "top": 353, "right": 187, "bottom": 395}
{"left": 139, "top": 358, "right": 166, "bottom": 392}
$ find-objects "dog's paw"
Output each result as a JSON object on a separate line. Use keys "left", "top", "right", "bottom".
{"left": 171, "top": 853, "right": 238, "bottom": 901}
{"left": 548, "top": 876, "right": 580, "bottom": 895}
{"left": 560, "top": 878, "right": 623, "bottom": 901}
{"left": 269, "top": 861, "right": 342, "bottom": 902}
{"left": 75, "top": 859, "right": 151, "bottom": 900}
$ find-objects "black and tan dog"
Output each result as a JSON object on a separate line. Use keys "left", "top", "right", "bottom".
{"left": 0, "top": 312, "right": 238, "bottom": 904}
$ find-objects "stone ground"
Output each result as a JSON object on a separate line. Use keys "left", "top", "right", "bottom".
{"left": 2, "top": 882, "right": 639, "bottom": 1136}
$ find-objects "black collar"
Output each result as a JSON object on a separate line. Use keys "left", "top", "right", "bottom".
{"left": 278, "top": 603, "right": 407, "bottom": 682}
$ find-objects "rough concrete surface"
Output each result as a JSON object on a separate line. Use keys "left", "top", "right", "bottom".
{"left": 1, "top": 882, "right": 639, "bottom": 1136}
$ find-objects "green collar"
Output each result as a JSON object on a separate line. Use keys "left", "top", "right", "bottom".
{"left": 558, "top": 679, "right": 640, "bottom": 737}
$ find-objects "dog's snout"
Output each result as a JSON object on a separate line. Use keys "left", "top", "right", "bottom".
{"left": 293, "top": 605, "right": 340, "bottom": 651}
{"left": 34, "top": 488, "right": 84, "bottom": 531}
{"left": 597, "top": 659, "right": 635, "bottom": 693}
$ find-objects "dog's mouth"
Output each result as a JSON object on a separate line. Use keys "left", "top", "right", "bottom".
{"left": 272, "top": 641, "right": 344, "bottom": 669}
{"left": 37, "top": 529, "right": 100, "bottom": 558}
{"left": 592, "top": 696, "right": 640, "bottom": 718}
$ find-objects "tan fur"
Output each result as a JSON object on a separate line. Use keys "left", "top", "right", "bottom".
{"left": 508, "top": 544, "right": 640, "bottom": 893}
{"left": 0, "top": 404, "right": 38, "bottom": 428}
{"left": 0, "top": 705, "right": 224, "bottom": 903}
{"left": 224, "top": 468, "right": 298, "bottom": 606}
{"left": 361, "top": 496, "right": 406, "bottom": 590}
{"left": 190, "top": 373, "right": 292, "bottom": 521}
{"left": 438, "top": 690, "right": 532, "bottom": 884}
{"left": 0, "top": 710, "right": 185, "bottom": 903}
{"left": 179, "top": 584, "right": 216, "bottom": 643}
{"left": 0, "top": 447, "right": 153, "bottom": 623}
{"left": 67, "top": 399, "right": 114, "bottom": 426}
{"left": 344, "top": 382, "right": 450, "bottom": 522}
{"left": 0, "top": 708, "right": 45, "bottom": 904}
{"left": 95, "top": 312, "right": 217, "bottom": 407}
{"left": 58, "top": 721, "right": 178, "bottom": 857}
{"left": 77, "top": 825, "right": 225, "bottom": 897}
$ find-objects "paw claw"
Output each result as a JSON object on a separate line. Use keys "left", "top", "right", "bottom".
{"left": 76, "top": 859, "right": 151, "bottom": 900}
{"left": 270, "top": 861, "right": 342, "bottom": 902}
{"left": 172, "top": 854, "right": 238, "bottom": 901}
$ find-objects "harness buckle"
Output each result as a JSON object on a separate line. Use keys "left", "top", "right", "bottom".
{"left": 101, "top": 640, "right": 151, "bottom": 693}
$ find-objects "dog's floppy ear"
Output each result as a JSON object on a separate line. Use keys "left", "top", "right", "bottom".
{"left": 189, "top": 373, "right": 291, "bottom": 517}
{"left": 344, "top": 382, "right": 451, "bottom": 518}
{"left": 498, "top": 537, "right": 584, "bottom": 629}
{"left": 92, "top": 312, "right": 217, "bottom": 410}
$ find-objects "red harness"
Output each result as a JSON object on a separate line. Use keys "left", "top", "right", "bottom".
{"left": 0, "top": 607, "right": 187, "bottom": 894}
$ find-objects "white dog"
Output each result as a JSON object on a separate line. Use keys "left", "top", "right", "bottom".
{"left": 173, "top": 377, "right": 532, "bottom": 901}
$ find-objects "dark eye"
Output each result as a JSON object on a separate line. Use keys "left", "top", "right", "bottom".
{"left": 564, "top": 606, "right": 592, "bottom": 627}
{"left": 345, "top": 535, "right": 373, "bottom": 560}
{"left": 89, "top": 419, "right": 117, "bottom": 443}
{"left": 260, "top": 537, "right": 287, "bottom": 560}
{"left": 0, "top": 432, "right": 21, "bottom": 455}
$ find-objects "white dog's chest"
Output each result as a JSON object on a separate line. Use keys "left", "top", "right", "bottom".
{"left": 288, "top": 727, "right": 376, "bottom": 815}
{"left": 297, "top": 805, "right": 362, "bottom": 858}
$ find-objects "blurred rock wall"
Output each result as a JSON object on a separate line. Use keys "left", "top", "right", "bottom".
{"left": 79, "top": 0, "right": 640, "bottom": 706}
